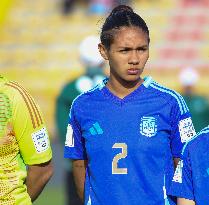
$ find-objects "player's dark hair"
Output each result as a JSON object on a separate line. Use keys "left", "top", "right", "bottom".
{"left": 100, "top": 5, "right": 150, "bottom": 50}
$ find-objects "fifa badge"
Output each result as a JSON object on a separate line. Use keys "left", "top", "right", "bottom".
{"left": 140, "top": 116, "right": 157, "bottom": 137}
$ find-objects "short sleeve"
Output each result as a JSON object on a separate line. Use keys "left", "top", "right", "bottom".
{"left": 64, "top": 102, "right": 87, "bottom": 160}
{"left": 12, "top": 87, "right": 52, "bottom": 165}
{"left": 168, "top": 148, "right": 194, "bottom": 200}
{"left": 170, "top": 96, "right": 196, "bottom": 158}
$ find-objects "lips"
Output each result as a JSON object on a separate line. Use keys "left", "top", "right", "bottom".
{"left": 127, "top": 68, "right": 140, "bottom": 75}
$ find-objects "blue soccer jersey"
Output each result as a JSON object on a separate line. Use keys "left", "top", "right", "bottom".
{"left": 64, "top": 76, "right": 196, "bottom": 205}
{"left": 168, "top": 126, "right": 209, "bottom": 205}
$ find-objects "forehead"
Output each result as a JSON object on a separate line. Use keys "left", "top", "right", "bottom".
{"left": 112, "top": 26, "right": 149, "bottom": 47}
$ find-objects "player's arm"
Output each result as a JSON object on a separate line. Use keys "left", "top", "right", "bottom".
{"left": 10, "top": 82, "right": 53, "bottom": 201}
{"left": 168, "top": 146, "right": 195, "bottom": 203}
{"left": 173, "top": 157, "right": 180, "bottom": 169}
{"left": 177, "top": 198, "right": 195, "bottom": 205}
{"left": 170, "top": 96, "right": 196, "bottom": 165}
{"left": 64, "top": 101, "right": 87, "bottom": 201}
{"left": 72, "top": 159, "right": 87, "bottom": 201}
{"left": 26, "top": 160, "right": 53, "bottom": 202}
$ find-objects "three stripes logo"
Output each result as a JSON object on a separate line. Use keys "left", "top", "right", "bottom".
{"left": 89, "top": 122, "right": 103, "bottom": 135}
{"left": 6, "top": 81, "right": 43, "bottom": 129}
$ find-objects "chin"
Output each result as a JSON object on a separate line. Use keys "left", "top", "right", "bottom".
{"left": 123, "top": 75, "right": 141, "bottom": 82}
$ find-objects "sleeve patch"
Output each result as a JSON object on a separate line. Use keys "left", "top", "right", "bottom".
{"left": 179, "top": 117, "right": 196, "bottom": 143}
{"left": 172, "top": 160, "right": 183, "bottom": 183}
{"left": 32, "top": 127, "right": 49, "bottom": 153}
{"left": 65, "top": 124, "right": 74, "bottom": 147}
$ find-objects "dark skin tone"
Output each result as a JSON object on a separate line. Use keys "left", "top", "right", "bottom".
{"left": 72, "top": 160, "right": 87, "bottom": 201}
{"left": 26, "top": 161, "right": 53, "bottom": 202}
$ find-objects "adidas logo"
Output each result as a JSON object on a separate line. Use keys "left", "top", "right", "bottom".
{"left": 89, "top": 122, "right": 103, "bottom": 135}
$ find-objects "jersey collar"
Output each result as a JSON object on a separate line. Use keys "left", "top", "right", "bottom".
{"left": 100, "top": 76, "right": 152, "bottom": 105}
{"left": 143, "top": 76, "right": 153, "bottom": 88}
{"left": 100, "top": 76, "right": 153, "bottom": 88}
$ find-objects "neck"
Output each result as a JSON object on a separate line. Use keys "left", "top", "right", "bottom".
{"left": 106, "top": 76, "right": 144, "bottom": 99}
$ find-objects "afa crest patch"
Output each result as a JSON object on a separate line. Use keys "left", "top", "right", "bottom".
{"left": 140, "top": 116, "right": 157, "bottom": 137}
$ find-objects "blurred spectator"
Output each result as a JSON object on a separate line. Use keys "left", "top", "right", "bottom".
{"left": 55, "top": 35, "right": 106, "bottom": 205}
{"left": 62, "top": 0, "right": 75, "bottom": 14}
{"left": 89, "top": 0, "right": 115, "bottom": 14}
{"left": 181, "top": 0, "right": 209, "bottom": 7}
{"left": 62, "top": 0, "right": 131, "bottom": 15}
{"left": 179, "top": 67, "right": 209, "bottom": 132}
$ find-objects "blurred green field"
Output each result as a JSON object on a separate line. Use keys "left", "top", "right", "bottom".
{"left": 33, "top": 142, "right": 67, "bottom": 205}
{"left": 34, "top": 185, "right": 65, "bottom": 205}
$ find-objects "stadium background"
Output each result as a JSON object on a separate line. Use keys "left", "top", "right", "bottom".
{"left": 0, "top": 0, "right": 208, "bottom": 204}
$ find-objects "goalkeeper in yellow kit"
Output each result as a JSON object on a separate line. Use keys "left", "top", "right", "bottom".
{"left": 0, "top": 75, "right": 53, "bottom": 204}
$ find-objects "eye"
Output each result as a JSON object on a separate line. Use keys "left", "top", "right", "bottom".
{"left": 119, "top": 49, "right": 129, "bottom": 54}
{"left": 137, "top": 47, "right": 148, "bottom": 52}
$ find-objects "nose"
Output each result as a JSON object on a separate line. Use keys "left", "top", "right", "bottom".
{"left": 128, "top": 50, "right": 140, "bottom": 65}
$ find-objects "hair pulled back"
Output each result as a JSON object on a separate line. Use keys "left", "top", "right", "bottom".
{"left": 100, "top": 5, "right": 150, "bottom": 50}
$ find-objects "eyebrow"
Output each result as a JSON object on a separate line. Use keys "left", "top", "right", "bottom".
{"left": 118, "top": 45, "right": 148, "bottom": 49}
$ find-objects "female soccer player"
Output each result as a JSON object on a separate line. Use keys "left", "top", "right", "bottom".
{"left": 64, "top": 5, "right": 196, "bottom": 205}
{"left": 168, "top": 126, "right": 209, "bottom": 205}
{"left": 0, "top": 75, "right": 53, "bottom": 204}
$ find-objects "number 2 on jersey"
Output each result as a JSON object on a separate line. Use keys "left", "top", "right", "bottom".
{"left": 112, "top": 143, "right": 128, "bottom": 174}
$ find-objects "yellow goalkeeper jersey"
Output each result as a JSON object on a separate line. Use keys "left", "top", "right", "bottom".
{"left": 0, "top": 75, "right": 52, "bottom": 205}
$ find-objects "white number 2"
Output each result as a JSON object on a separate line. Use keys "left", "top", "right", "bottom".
{"left": 112, "top": 143, "right": 128, "bottom": 174}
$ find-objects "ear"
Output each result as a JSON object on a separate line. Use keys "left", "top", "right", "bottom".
{"left": 98, "top": 43, "right": 109, "bottom": 60}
